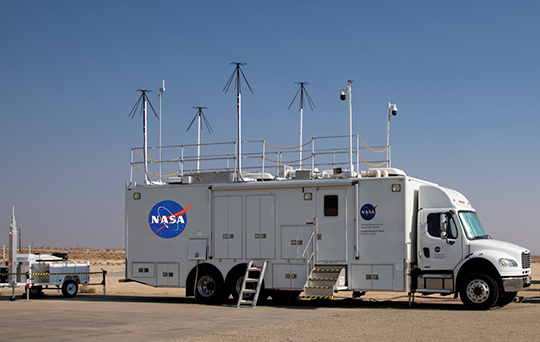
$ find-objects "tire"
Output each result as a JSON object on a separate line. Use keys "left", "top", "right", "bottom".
{"left": 496, "top": 291, "right": 517, "bottom": 307}
{"left": 459, "top": 273, "right": 499, "bottom": 310}
{"left": 62, "top": 280, "right": 79, "bottom": 298}
{"left": 26, "top": 285, "right": 43, "bottom": 297}
{"left": 195, "top": 266, "right": 224, "bottom": 305}
{"left": 228, "top": 267, "right": 267, "bottom": 304}
{"left": 228, "top": 268, "right": 248, "bottom": 302}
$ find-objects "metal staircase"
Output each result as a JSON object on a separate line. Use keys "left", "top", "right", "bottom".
{"left": 299, "top": 266, "right": 345, "bottom": 300}
{"left": 237, "top": 260, "right": 268, "bottom": 308}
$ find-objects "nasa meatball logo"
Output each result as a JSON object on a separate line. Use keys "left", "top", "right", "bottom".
{"left": 148, "top": 200, "right": 192, "bottom": 239}
{"left": 360, "top": 204, "right": 377, "bottom": 221}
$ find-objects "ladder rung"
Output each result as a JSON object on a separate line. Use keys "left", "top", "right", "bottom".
{"left": 237, "top": 260, "right": 268, "bottom": 308}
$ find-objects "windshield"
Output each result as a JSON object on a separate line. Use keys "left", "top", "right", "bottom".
{"left": 459, "top": 211, "right": 490, "bottom": 240}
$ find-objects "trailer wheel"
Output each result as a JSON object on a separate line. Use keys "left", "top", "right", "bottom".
{"left": 459, "top": 273, "right": 499, "bottom": 310}
{"left": 62, "top": 280, "right": 79, "bottom": 298}
{"left": 195, "top": 267, "right": 224, "bottom": 305}
{"left": 26, "top": 285, "right": 43, "bottom": 297}
{"left": 495, "top": 291, "right": 517, "bottom": 307}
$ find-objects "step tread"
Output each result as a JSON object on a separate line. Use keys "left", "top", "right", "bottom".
{"left": 299, "top": 295, "right": 334, "bottom": 300}
{"left": 313, "top": 268, "right": 342, "bottom": 273}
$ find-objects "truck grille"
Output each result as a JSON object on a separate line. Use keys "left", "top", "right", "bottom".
{"left": 522, "top": 252, "right": 531, "bottom": 269}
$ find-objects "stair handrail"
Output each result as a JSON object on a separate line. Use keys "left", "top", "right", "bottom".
{"left": 301, "top": 231, "right": 315, "bottom": 259}
{"left": 302, "top": 220, "right": 317, "bottom": 280}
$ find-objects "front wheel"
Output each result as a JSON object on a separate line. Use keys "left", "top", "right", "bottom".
{"left": 62, "top": 280, "right": 79, "bottom": 298}
{"left": 459, "top": 273, "right": 499, "bottom": 310}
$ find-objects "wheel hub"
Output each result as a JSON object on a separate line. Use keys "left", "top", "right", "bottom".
{"left": 466, "top": 279, "right": 490, "bottom": 303}
{"left": 197, "top": 275, "right": 216, "bottom": 297}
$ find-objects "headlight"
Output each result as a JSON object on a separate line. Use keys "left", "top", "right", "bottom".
{"left": 498, "top": 258, "right": 518, "bottom": 267}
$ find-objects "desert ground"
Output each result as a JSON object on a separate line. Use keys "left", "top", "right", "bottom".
{"left": 1, "top": 248, "right": 539, "bottom": 342}
{"left": 10, "top": 247, "right": 539, "bottom": 297}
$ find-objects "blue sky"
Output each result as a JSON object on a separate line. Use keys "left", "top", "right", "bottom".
{"left": 1, "top": 1, "right": 539, "bottom": 252}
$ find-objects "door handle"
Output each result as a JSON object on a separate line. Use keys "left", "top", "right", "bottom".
{"left": 423, "top": 247, "right": 430, "bottom": 258}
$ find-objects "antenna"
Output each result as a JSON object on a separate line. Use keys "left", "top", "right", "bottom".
{"left": 288, "top": 81, "right": 315, "bottom": 168}
{"left": 9, "top": 206, "right": 18, "bottom": 292}
{"left": 186, "top": 106, "right": 213, "bottom": 172}
{"left": 224, "top": 62, "right": 253, "bottom": 181}
{"left": 158, "top": 80, "right": 165, "bottom": 182}
{"left": 129, "top": 89, "right": 159, "bottom": 184}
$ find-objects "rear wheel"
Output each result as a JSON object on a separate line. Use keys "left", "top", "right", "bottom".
{"left": 228, "top": 268, "right": 248, "bottom": 302}
{"left": 62, "top": 280, "right": 78, "bottom": 298}
{"left": 195, "top": 266, "right": 224, "bottom": 305}
{"left": 228, "top": 267, "right": 267, "bottom": 303}
{"left": 459, "top": 273, "right": 499, "bottom": 310}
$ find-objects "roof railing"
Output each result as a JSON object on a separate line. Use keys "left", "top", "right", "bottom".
{"left": 129, "top": 135, "right": 388, "bottom": 185}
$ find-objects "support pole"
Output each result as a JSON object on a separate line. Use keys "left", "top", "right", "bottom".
{"left": 348, "top": 81, "right": 353, "bottom": 176}
{"left": 158, "top": 80, "right": 165, "bottom": 182}
{"left": 197, "top": 114, "right": 201, "bottom": 172}
{"left": 299, "top": 105, "right": 303, "bottom": 168}
{"left": 237, "top": 90, "right": 242, "bottom": 177}
{"left": 387, "top": 102, "right": 391, "bottom": 168}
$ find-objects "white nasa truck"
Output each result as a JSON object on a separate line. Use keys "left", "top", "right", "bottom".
{"left": 125, "top": 165, "right": 531, "bottom": 309}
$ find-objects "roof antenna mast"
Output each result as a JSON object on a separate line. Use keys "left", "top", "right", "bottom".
{"left": 128, "top": 89, "right": 159, "bottom": 185}
{"left": 223, "top": 62, "right": 254, "bottom": 181}
{"left": 186, "top": 106, "right": 213, "bottom": 172}
{"left": 288, "top": 81, "right": 315, "bottom": 169}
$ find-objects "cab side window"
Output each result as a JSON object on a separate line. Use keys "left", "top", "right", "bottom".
{"left": 427, "top": 213, "right": 458, "bottom": 239}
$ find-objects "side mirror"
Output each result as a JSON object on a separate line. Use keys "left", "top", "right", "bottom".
{"left": 440, "top": 213, "right": 447, "bottom": 240}
{"left": 440, "top": 230, "right": 448, "bottom": 240}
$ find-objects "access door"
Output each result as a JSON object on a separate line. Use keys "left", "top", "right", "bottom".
{"left": 214, "top": 196, "right": 243, "bottom": 259}
{"left": 418, "top": 209, "right": 463, "bottom": 271}
{"left": 246, "top": 194, "right": 276, "bottom": 259}
{"left": 316, "top": 188, "right": 347, "bottom": 262}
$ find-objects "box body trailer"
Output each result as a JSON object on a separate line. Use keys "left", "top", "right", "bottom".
{"left": 1, "top": 256, "right": 90, "bottom": 298}
{"left": 125, "top": 166, "right": 531, "bottom": 309}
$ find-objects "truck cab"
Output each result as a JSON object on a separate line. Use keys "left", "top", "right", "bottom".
{"left": 416, "top": 185, "right": 531, "bottom": 309}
